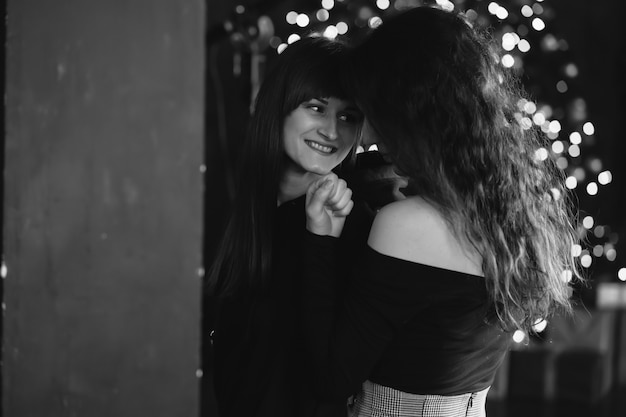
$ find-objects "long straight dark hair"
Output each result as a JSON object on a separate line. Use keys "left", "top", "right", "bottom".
{"left": 207, "top": 36, "right": 352, "bottom": 297}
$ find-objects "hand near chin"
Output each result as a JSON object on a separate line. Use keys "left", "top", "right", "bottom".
{"left": 305, "top": 173, "right": 354, "bottom": 238}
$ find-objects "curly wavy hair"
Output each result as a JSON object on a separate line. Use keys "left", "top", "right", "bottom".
{"left": 349, "top": 6, "right": 582, "bottom": 331}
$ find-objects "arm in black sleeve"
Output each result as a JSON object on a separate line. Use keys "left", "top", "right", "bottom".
{"left": 301, "top": 231, "right": 422, "bottom": 400}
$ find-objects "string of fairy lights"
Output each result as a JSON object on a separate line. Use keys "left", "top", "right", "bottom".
{"left": 235, "top": 0, "right": 625, "bottom": 338}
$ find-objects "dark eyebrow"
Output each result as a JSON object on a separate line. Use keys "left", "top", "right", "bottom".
{"left": 312, "top": 97, "right": 329, "bottom": 105}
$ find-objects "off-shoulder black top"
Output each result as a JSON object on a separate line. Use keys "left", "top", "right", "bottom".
{"left": 301, "top": 232, "right": 513, "bottom": 400}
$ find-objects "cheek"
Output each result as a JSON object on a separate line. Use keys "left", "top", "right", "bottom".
{"left": 340, "top": 126, "right": 359, "bottom": 147}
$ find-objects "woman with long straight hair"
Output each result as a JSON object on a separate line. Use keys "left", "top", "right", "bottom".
{"left": 207, "top": 36, "right": 367, "bottom": 417}
{"left": 303, "top": 6, "right": 582, "bottom": 416}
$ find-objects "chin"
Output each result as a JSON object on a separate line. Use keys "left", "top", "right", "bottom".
{"left": 305, "top": 164, "right": 335, "bottom": 176}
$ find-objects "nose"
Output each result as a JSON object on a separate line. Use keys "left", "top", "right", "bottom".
{"left": 319, "top": 116, "right": 338, "bottom": 141}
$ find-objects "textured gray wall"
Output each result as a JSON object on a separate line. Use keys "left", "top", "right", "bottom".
{"left": 3, "top": 1, "right": 204, "bottom": 415}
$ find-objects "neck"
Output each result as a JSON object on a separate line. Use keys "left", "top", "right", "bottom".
{"left": 277, "top": 164, "right": 322, "bottom": 206}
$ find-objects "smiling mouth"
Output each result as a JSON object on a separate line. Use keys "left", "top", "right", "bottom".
{"left": 305, "top": 140, "right": 337, "bottom": 154}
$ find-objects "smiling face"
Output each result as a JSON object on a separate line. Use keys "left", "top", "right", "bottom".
{"left": 282, "top": 97, "right": 362, "bottom": 176}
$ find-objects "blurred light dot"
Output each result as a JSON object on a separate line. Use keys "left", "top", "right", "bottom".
{"left": 572, "top": 244, "right": 582, "bottom": 257}
{"left": 569, "top": 132, "right": 582, "bottom": 144}
{"left": 568, "top": 144, "right": 581, "bottom": 157}
{"left": 565, "top": 63, "right": 579, "bottom": 78}
{"left": 502, "top": 33, "right": 517, "bottom": 51}
{"left": 0, "top": 263, "right": 6, "bottom": 279}
{"left": 235, "top": 5, "right": 245, "bottom": 13}
{"left": 547, "top": 131, "right": 558, "bottom": 140}
{"left": 606, "top": 248, "right": 617, "bottom": 262}
{"left": 336, "top": 21, "right": 349, "bottom": 34}
{"left": 593, "top": 245, "right": 604, "bottom": 257}
{"left": 556, "top": 156, "right": 568, "bottom": 169}
{"left": 316, "top": 9, "right": 330, "bottom": 22}
{"left": 562, "top": 270, "right": 573, "bottom": 283}
{"left": 551, "top": 141, "right": 564, "bottom": 154}
{"left": 588, "top": 158, "right": 602, "bottom": 173}
{"left": 465, "top": 9, "right": 478, "bottom": 21}
{"left": 376, "top": 0, "right": 390, "bottom": 10}
{"left": 582, "top": 216, "right": 594, "bottom": 229}
{"left": 501, "top": 54, "right": 515, "bottom": 68}
{"left": 533, "top": 112, "right": 546, "bottom": 125}
{"left": 594, "top": 226, "right": 605, "bottom": 238}
{"left": 296, "top": 14, "right": 310, "bottom": 27}
{"left": 518, "top": 39, "right": 531, "bottom": 53}
{"left": 598, "top": 170, "right": 613, "bottom": 185}
{"left": 618, "top": 268, "right": 626, "bottom": 281}
{"left": 550, "top": 187, "right": 562, "bottom": 201}
{"left": 287, "top": 34, "right": 300, "bottom": 44}
{"left": 286, "top": 11, "right": 298, "bottom": 25}
{"left": 359, "top": 6, "right": 374, "bottom": 19}
{"left": 534, "top": 147, "right": 549, "bottom": 161}
{"left": 524, "top": 101, "right": 537, "bottom": 114}
{"left": 586, "top": 182, "right": 598, "bottom": 196}
{"left": 549, "top": 120, "right": 562, "bottom": 133}
{"left": 323, "top": 25, "right": 338, "bottom": 39}
{"left": 488, "top": 2, "right": 500, "bottom": 15}
{"left": 495, "top": 6, "right": 509, "bottom": 20}
{"left": 556, "top": 80, "right": 568, "bottom": 93}
{"left": 269, "top": 36, "right": 281, "bottom": 48}
{"left": 356, "top": 145, "right": 365, "bottom": 154}
{"left": 580, "top": 254, "right": 592, "bottom": 268}
{"left": 532, "top": 3, "right": 544, "bottom": 14}
{"left": 441, "top": 1, "right": 455, "bottom": 12}
{"left": 521, "top": 5, "right": 533, "bottom": 17}
{"left": 573, "top": 167, "right": 586, "bottom": 181}
{"left": 513, "top": 330, "right": 526, "bottom": 343}
{"left": 532, "top": 18, "right": 546, "bottom": 31}
{"left": 369, "top": 16, "right": 383, "bottom": 28}
{"left": 583, "top": 122, "right": 595, "bottom": 135}
{"left": 533, "top": 318, "right": 548, "bottom": 333}
{"left": 565, "top": 176, "right": 577, "bottom": 189}
{"left": 540, "top": 105, "right": 553, "bottom": 119}
{"left": 277, "top": 43, "right": 288, "bottom": 54}
{"left": 542, "top": 34, "right": 559, "bottom": 51}
{"left": 321, "top": 0, "right": 334, "bottom": 10}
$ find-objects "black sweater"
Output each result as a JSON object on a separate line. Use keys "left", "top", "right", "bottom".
{"left": 302, "top": 233, "right": 513, "bottom": 399}
{"left": 211, "top": 196, "right": 372, "bottom": 417}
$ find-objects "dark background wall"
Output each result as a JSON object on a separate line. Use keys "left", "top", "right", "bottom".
{"left": 3, "top": 1, "right": 205, "bottom": 416}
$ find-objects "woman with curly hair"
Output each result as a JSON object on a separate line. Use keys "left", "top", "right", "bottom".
{"left": 303, "top": 6, "right": 582, "bottom": 416}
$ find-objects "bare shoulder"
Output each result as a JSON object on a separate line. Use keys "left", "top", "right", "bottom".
{"left": 368, "top": 197, "right": 483, "bottom": 275}
{"left": 367, "top": 197, "right": 444, "bottom": 258}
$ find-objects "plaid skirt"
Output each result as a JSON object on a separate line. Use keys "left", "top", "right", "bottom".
{"left": 347, "top": 380, "right": 490, "bottom": 417}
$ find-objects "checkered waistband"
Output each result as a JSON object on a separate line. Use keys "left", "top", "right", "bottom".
{"left": 348, "top": 380, "right": 490, "bottom": 417}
